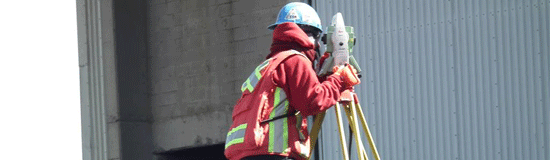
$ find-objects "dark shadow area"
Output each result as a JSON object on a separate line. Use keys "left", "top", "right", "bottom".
{"left": 155, "top": 143, "right": 227, "bottom": 160}
{"left": 114, "top": 0, "right": 153, "bottom": 159}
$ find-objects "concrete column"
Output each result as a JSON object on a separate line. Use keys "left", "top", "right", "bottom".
{"left": 77, "top": 0, "right": 120, "bottom": 159}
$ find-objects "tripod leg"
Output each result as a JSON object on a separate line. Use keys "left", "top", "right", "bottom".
{"left": 334, "top": 102, "right": 350, "bottom": 160}
{"left": 343, "top": 102, "right": 368, "bottom": 160}
{"left": 308, "top": 111, "right": 326, "bottom": 159}
{"left": 355, "top": 102, "right": 381, "bottom": 160}
{"left": 355, "top": 107, "right": 369, "bottom": 160}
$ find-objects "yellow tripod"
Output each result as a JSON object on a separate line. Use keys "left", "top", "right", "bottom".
{"left": 308, "top": 90, "right": 380, "bottom": 160}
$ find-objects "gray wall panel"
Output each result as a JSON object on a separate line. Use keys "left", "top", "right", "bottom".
{"left": 313, "top": 0, "right": 549, "bottom": 159}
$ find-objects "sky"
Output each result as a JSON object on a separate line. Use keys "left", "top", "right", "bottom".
{"left": 0, "top": 1, "right": 82, "bottom": 159}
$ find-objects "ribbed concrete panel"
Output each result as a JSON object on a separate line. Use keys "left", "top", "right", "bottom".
{"left": 77, "top": 0, "right": 117, "bottom": 159}
{"left": 313, "top": 0, "right": 550, "bottom": 159}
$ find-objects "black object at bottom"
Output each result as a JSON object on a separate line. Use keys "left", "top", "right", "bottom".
{"left": 241, "top": 155, "right": 295, "bottom": 160}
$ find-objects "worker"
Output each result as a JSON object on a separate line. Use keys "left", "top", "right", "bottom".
{"left": 224, "top": 2, "right": 359, "bottom": 160}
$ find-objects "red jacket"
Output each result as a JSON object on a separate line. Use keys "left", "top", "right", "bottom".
{"left": 224, "top": 22, "right": 345, "bottom": 160}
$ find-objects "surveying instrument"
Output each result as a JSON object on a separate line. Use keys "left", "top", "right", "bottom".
{"left": 309, "top": 13, "right": 380, "bottom": 160}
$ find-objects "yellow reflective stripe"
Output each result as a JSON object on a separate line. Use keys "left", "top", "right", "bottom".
{"left": 227, "top": 124, "right": 247, "bottom": 135}
{"left": 268, "top": 107, "right": 277, "bottom": 152}
{"left": 254, "top": 66, "right": 263, "bottom": 79}
{"left": 282, "top": 100, "right": 289, "bottom": 152}
{"left": 274, "top": 87, "right": 281, "bottom": 106}
{"left": 269, "top": 87, "right": 289, "bottom": 153}
{"left": 241, "top": 78, "right": 253, "bottom": 92}
{"left": 225, "top": 124, "right": 247, "bottom": 149}
{"left": 273, "top": 87, "right": 287, "bottom": 107}
{"left": 241, "top": 59, "right": 271, "bottom": 93}
{"left": 225, "top": 137, "right": 244, "bottom": 149}
{"left": 256, "top": 58, "right": 271, "bottom": 76}
{"left": 241, "top": 78, "right": 254, "bottom": 92}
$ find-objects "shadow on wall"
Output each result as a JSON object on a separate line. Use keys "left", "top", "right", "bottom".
{"left": 155, "top": 143, "right": 227, "bottom": 160}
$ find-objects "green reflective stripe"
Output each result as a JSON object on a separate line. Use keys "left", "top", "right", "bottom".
{"left": 254, "top": 63, "right": 264, "bottom": 79}
{"left": 241, "top": 59, "right": 271, "bottom": 93}
{"left": 227, "top": 124, "right": 247, "bottom": 135}
{"left": 225, "top": 124, "right": 247, "bottom": 149}
{"left": 253, "top": 59, "right": 270, "bottom": 81}
{"left": 242, "top": 73, "right": 257, "bottom": 92}
{"left": 269, "top": 87, "right": 289, "bottom": 153}
{"left": 241, "top": 71, "right": 258, "bottom": 93}
{"left": 268, "top": 107, "right": 277, "bottom": 152}
{"left": 241, "top": 78, "right": 253, "bottom": 92}
{"left": 269, "top": 104, "right": 288, "bottom": 153}
{"left": 282, "top": 100, "right": 289, "bottom": 151}
{"left": 255, "top": 70, "right": 262, "bottom": 79}
{"left": 225, "top": 137, "right": 244, "bottom": 149}
{"left": 274, "top": 88, "right": 281, "bottom": 107}
{"left": 273, "top": 87, "right": 287, "bottom": 107}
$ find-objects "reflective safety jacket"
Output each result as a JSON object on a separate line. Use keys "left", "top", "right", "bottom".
{"left": 225, "top": 22, "right": 345, "bottom": 160}
{"left": 224, "top": 50, "right": 309, "bottom": 160}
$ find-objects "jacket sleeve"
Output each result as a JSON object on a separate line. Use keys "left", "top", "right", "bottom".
{"left": 272, "top": 55, "right": 345, "bottom": 116}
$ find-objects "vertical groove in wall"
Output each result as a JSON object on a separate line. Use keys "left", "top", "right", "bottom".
{"left": 527, "top": 1, "right": 536, "bottom": 159}
{"left": 86, "top": 0, "right": 96, "bottom": 158}
{"left": 452, "top": 0, "right": 462, "bottom": 159}
{"left": 542, "top": 2, "right": 550, "bottom": 160}
{"left": 94, "top": 0, "right": 106, "bottom": 158}
{"left": 482, "top": 0, "right": 490, "bottom": 159}
{"left": 536, "top": 1, "right": 544, "bottom": 157}
{"left": 97, "top": 0, "right": 109, "bottom": 158}
{"left": 500, "top": 1, "right": 507, "bottom": 158}
{"left": 89, "top": 0, "right": 104, "bottom": 159}
{"left": 315, "top": 0, "right": 549, "bottom": 159}
{"left": 493, "top": 1, "right": 503, "bottom": 158}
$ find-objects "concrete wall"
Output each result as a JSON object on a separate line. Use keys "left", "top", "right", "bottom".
{"left": 114, "top": 0, "right": 153, "bottom": 160}
{"left": 146, "top": 0, "right": 299, "bottom": 153}
{"left": 79, "top": 0, "right": 305, "bottom": 159}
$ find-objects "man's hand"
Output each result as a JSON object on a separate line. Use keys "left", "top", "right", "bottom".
{"left": 332, "top": 64, "right": 360, "bottom": 87}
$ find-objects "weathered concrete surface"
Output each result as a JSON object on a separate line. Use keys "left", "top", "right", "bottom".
{"left": 77, "top": 0, "right": 119, "bottom": 159}
{"left": 79, "top": 0, "right": 303, "bottom": 159}
{"left": 147, "top": 0, "right": 299, "bottom": 152}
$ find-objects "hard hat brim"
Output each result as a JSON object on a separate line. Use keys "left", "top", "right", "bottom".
{"left": 267, "top": 23, "right": 277, "bottom": 30}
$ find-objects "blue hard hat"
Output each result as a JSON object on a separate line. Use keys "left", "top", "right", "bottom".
{"left": 268, "top": 2, "right": 323, "bottom": 32}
